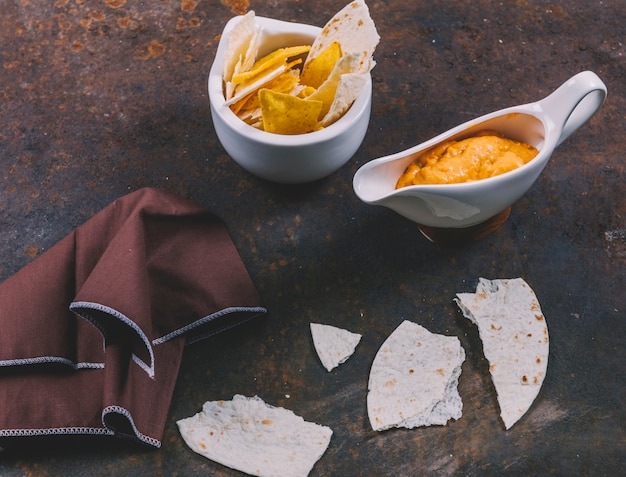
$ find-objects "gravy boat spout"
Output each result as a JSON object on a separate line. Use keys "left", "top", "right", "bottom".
{"left": 353, "top": 71, "right": 607, "bottom": 230}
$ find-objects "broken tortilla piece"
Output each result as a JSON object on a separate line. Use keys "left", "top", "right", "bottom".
{"left": 304, "top": 0, "right": 380, "bottom": 74}
{"left": 454, "top": 277, "right": 549, "bottom": 430}
{"left": 310, "top": 322, "right": 362, "bottom": 372}
{"left": 177, "top": 395, "right": 333, "bottom": 477}
{"left": 367, "top": 320, "right": 466, "bottom": 431}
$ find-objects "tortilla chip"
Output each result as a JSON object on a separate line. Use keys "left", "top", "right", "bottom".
{"left": 297, "top": 85, "right": 317, "bottom": 98}
{"left": 259, "top": 89, "right": 323, "bottom": 135}
{"left": 223, "top": 11, "right": 261, "bottom": 98}
{"left": 454, "top": 278, "right": 549, "bottom": 430}
{"left": 305, "top": 52, "right": 362, "bottom": 119}
{"left": 367, "top": 320, "right": 466, "bottom": 431}
{"left": 310, "top": 323, "right": 362, "bottom": 372}
{"left": 232, "top": 45, "right": 311, "bottom": 85}
{"left": 233, "top": 69, "right": 300, "bottom": 114}
{"left": 319, "top": 72, "right": 368, "bottom": 127}
{"left": 225, "top": 63, "right": 289, "bottom": 106}
{"left": 304, "top": 0, "right": 379, "bottom": 74}
{"left": 300, "top": 41, "right": 342, "bottom": 88}
{"left": 177, "top": 395, "right": 333, "bottom": 477}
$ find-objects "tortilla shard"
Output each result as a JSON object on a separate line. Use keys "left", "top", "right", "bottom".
{"left": 177, "top": 395, "right": 333, "bottom": 477}
{"left": 319, "top": 72, "right": 368, "bottom": 127}
{"left": 454, "top": 278, "right": 549, "bottom": 430}
{"left": 304, "top": 0, "right": 380, "bottom": 74}
{"left": 305, "top": 52, "right": 362, "bottom": 120}
{"left": 367, "top": 320, "right": 466, "bottom": 432}
{"left": 222, "top": 11, "right": 261, "bottom": 99}
{"left": 310, "top": 323, "right": 362, "bottom": 372}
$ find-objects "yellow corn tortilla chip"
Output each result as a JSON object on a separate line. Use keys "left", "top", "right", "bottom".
{"left": 231, "top": 45, "right": 310, "bottom": 85}
{"left": 297, "top": 85, "right": 317, "bottom": 98}
{"left": 259, "top": 89, "right": 323, "bottom": 135}
{"left": 225, "top": 64, "right": 287, "bottom": 106}
{"left": 230, "top": 70, "right": 302, "bottom": 126}
{"left": 300, "top": 41, "right": 342, "bottom": 88}
{"left": 305, "top": 52, "right": 362, "bottom": 118}
{"left": 229, "top": 91, "right": 256, "bottom": 115}
{"left": 226, "top": 55, "right": 307, "bottom": 107}
{"left": 233, "top": 69, "right": 300, "bottom": 115}
{"left": 319, "top": 72, "right": 367, "bottom": 127}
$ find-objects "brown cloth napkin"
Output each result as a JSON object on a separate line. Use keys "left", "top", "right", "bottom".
{"left": 0, "top": 187, "right": 266, "bottom": 449}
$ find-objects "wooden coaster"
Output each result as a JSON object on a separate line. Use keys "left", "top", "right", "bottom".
{"left": 417, "top": 207, "right": 511, "bottom": 245}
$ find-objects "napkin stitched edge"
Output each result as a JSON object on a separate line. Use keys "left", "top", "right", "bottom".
{"left": 70, "top": 300, "right": 156, "bottom": 378}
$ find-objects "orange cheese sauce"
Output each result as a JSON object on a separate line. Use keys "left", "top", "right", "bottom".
{"left": 396, "top": 131, "right": 538, "bottom": 188}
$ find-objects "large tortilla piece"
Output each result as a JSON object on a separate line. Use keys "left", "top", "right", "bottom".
{"left": 177, "top": 395, "right": 332, "bottom": 477}
{"left": 222, "top": 11, "right": 261, "bottom": 99}
{"left": 310, "top": 322, "right": 362, "bottom": 372}
{"left": 304, "top": 0, "right": 380, "bottom": 74}
{"left": 367, "top": 320, "right": 466, "bottom": 431}
{"left": 454, "top": 278, "right": 549, "bottom": 430}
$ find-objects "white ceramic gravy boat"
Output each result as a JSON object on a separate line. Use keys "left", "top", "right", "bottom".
{"left": 353, "top": 71, "right": 607, "bottom": 229}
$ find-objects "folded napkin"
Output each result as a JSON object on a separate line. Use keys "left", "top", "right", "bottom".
{"left": 0, "top": 188, "right": 266, "bottom": 449}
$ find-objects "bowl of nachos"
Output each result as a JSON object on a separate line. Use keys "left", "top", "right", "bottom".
{"left": 208, "top": 1, "right": 379, "bottom": 183}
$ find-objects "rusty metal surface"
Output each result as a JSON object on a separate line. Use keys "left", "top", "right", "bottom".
{"left": 1, "top": 0, "right": 625, "bottom": 475}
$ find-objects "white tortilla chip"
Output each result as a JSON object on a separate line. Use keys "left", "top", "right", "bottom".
{"left": 305, "top": 52, "right": 362, "bottom": 118}
{"left": 304, "top": 0, "right": 379, "bottom": 74}
{"left": 367, "top": 320, "right": 466, "bottom": 431}
{"left": 310, "top": 323, "right": 362, "bottom": 372}
{"left": 319, "top": 72, "right": 368, "bottom": 126}
{"left": 223, "top": 11, "right": 261, "bottom": 99}
{"left": 177, "top": 395, "right": 332, "bottom": 477}
{"left": 454, "top": 277, "right": 549, "bottom": 430}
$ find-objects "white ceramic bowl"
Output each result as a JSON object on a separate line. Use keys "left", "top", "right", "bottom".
{"left": 208, "top": 16, "right": 372, "bottom": 184}
{"left": 353, "top": 71, "right": 607, "bottom": 229}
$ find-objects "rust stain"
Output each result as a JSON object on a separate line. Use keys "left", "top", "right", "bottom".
{"left": 90, "top": 10, "right": 106, "bottom": 22}
{"left": 104, "top": 0, "right": 127, "bottom": 8}
{"left": 80, "top": 10, "right": 106, "bottom": 29}
{"left": 24, "top": 246, "right": 39, "bottom": 258}
{"left": 117, "top": 15, "right": 132, "bottom": 28}
{"left": 181, "top": 0, "right": 198, "bottom": 12}
{"left": 55, "top": 14, "right": 73, "bottom": 31}
{"left": 221, "top": 0, "right": 249, "bottom": 16}
{"left": 138, "top": 39, "right": 167, "bottom": 59}
{"left": 149, "top": 40, "right": 166, "bottom": 57}
{"left": 176, "top": 17, "right": 202, "bottom": 30}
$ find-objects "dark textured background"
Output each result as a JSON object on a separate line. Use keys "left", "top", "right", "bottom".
{"left": 1, "top": 0, "right": 624, "bottom": 475}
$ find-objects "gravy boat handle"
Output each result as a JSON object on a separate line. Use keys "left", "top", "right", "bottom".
{"left": 537, "top": 70, "right": 607, "bottom": 147}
